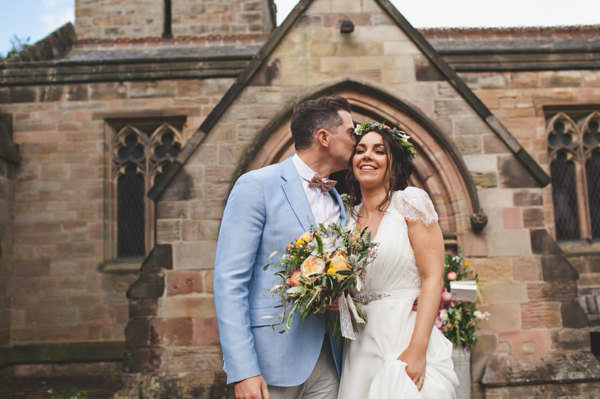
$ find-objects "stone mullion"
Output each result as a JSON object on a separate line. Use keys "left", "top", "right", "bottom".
{"left": 577, "top": 115, "right": 593, "bottom": 242}
{"left": 143, "top": 139, "right": 155, "bottom": 257}
{"left": 580, "top": 112, "right": 600, "bottom": 242}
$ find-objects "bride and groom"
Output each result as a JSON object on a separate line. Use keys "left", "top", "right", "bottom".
{"left": 214, "top": 97, "right": 459, "bottom": 399}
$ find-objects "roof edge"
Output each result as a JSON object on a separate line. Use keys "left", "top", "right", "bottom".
{"left": 376, "top": 0, "right": 550, "bottom": 187}
{"left": 5, "top": 23, "right": 76, "bottom": 63}
{"left": 148, "top": 0, "right": 316, "bottom": 201}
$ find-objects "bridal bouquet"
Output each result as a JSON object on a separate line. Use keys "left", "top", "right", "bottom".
{"left": 437, "top": 254, "right": 490, "bottom": 348}
{"left": 266, "top": 222, "right": 377, "bottom": 339}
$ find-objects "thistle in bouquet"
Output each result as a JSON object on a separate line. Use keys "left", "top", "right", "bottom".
{"left": 267, "top": 222, "right": 377, "bottom": 338}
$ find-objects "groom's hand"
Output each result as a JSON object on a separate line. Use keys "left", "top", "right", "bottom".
{"left": 234, "top": 375, "right": 270, "bottom": 399}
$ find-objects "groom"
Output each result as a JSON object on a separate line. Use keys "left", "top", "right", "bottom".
{"left": 214, "top": 97, "right": 355, "bottom": 399}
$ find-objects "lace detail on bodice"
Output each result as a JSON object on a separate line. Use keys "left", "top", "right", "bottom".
{"left": 392, "top": 186, "right": 438, "bottom": 227}
{"left": 350, "top": 188, "right": 439, "bottom": 293}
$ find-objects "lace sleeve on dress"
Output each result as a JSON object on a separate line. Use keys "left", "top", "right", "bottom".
{"left": 393, "top": 187, "right": 438, "bottom": 227}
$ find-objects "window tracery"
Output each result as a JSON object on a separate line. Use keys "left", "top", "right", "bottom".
{"left": 108, "top": 120, "right": 184, "bottom": 258}
{"left": 547, "top": 111, "right": 600, "bottom": 242}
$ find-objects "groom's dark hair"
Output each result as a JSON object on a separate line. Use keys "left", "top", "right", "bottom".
{"left": 291, "top": 96, "right": 352, "bottom": 150}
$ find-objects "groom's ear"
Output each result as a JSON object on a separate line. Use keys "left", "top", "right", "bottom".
{"left": 316, "top": 129, "right": 330, "bottom": 148}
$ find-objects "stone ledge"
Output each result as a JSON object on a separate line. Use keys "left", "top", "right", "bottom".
{"left": 99, "top": 258, "right": 144, "bottom": 275}
{"left": 114, "top": 370, "right": 231, "bottom": 399}
{"left": 0, "top": 58, "right": 250, "bottom": 86}
{"left": 481, "top": 352, "right": 600, "bottom": 387}
{"left": 0, "top": 342, "right": 124, "bottom": 368}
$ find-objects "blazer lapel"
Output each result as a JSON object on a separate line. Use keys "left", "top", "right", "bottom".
{"left": 281, "top": 158, "right": 316, "bottom": 232}
{"left": 330, "top": 188, "right": 347, "bottom": 227}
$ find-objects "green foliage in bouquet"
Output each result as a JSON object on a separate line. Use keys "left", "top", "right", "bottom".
{"left": 266, "top": 222, "right": 377, "bottom": 334}
{"left": 439, "top": 253, "right": 489, "bottom": 349}
{"left": 443, "top": 254, "right": 469, "bottom": 290}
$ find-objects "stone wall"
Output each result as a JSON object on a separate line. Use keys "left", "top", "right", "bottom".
{"left": 0, "top": 77, "right": 231, "bottom": 370}
{"left": 146, "top": 0, "right": 599, "bottom": 397}
{"left": 76, "top": 0, "right": 164, "bottom": 40}
{"left": 0, "top": 157, "right": 16, "bottom": 348}
{"left": 461, "top": 70, "right": 600, "bottom": 333}
{"left": 171, "top": 0, "right": 275, "bottom": 37}
{"left": 75, "top": 0, "right": 275, "bottom": 40}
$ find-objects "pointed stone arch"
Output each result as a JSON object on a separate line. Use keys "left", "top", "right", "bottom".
{"left": 240, "top": 80, "right": 487, "bottom": 237}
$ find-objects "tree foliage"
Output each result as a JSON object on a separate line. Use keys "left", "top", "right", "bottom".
{"left": 0, "top": 35, "right": 31, "bottom": 61}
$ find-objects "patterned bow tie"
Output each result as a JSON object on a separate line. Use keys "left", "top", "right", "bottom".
{"left": 308, "top": 174, "right": 337, "bottom": 192}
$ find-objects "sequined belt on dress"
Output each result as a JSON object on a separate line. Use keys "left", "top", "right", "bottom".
{"left": 353, "top": 287, "right": 421, "bottom": 304}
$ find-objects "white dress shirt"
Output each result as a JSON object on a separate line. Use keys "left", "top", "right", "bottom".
{"left": 292, "top": 154, "right": 341, "bottom": 225}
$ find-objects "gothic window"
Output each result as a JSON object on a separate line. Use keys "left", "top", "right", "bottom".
{"left": 547, "top": 111, "right": 600, "bottom": 242}
{"left": 163, "top": 0, "right": 172, "bottom": 39}
{"left": 108, "top": 118, "right": 184, "bottom": 259}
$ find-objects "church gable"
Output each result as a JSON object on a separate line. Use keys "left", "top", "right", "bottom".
{"left": 153, "top": 0, "right": 555, "bottom": 270}
{"left": 154, "top": 0, "right": 549, "bottom": 203}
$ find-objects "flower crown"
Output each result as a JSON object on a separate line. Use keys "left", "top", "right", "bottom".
{"left": 353, "top": 121, "right": 417, "bottom": 158}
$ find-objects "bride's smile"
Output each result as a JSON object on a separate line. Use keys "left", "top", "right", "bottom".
{"left": 352, "top": 132, "right": 389, "bottom": 188}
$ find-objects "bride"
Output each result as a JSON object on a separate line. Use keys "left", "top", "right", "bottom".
{"left": 337, "top": 122, "right": 459, "bottom": 399}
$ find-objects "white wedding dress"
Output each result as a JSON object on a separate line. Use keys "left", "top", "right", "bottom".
{"left": 338, "top": 187, "right": 459, "bottom": 399}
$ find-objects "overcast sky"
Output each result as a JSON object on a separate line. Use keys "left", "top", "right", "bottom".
{"left": 1, "top": 0, "right": 599, "bottom": 56}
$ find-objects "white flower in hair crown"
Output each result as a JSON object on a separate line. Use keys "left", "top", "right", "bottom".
{"left": 353, "top": 122, "right": 417, "bottom": 158}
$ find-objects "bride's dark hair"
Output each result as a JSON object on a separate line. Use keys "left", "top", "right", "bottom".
{"left": 345, "top": 127, "right": 415, "bottom": 217}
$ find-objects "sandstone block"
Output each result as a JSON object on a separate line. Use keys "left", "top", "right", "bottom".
{"left": 129, "top": 299, "right": 158, "bottom": 319}
{"left": 168, "top": 346, "right": 222, "bottom": 373}
{"left": 487, "top": 230, "right": 532, "bottom": 257}
{"left": 498, "top": 329, "right": 552, "bottom": 356}
{"left": 203, "top": 270, "right": 214, "bottom": 294}
{"left": 156, "top": 201, "right": 190, "bottom": 219}
{"left": 458, "top": 231, "right": 489, "bottom": 257}
{"left": 455, "top": 136, "right": 483, "bottom": 155}
{"left": 503, "top": 208, "right": 522, "bottom": 229}
{"left": 541, "top": 255, "right": 578, "bottom": 282}
{"left": 512, "top": 257, "right": 542, "bottom": 281}
{"left": 166, "top": 270, "right": 203, "bottom": 296}
{"left": 156, "top": 220, "right": 182, "bottom": 243}
{"left": 551, "top": 328, "right": 591, "bottom": 351}
{"left": 192, "top": 317, "right": 220, "bottom": 346}
{"left": 152, "top": 318, "right": 193, "bottom": 346}
{"left": 561, "top": 300, "right": 590, "bottom": 328}
{"left": 498, "top": 156, "right": 540, "bottom": 188}
{"left": 173, "top": 241, "right": 216, "bottom": 270}
{"left": 481, "top": 282, "right": 528, "bottom": 304}
{"left": 125, "top": 319, "right": 151, "bottom": 348}
{"left": 123, "top": 347, "right": 167, "bottom": 373}
{"left": 157, "top": 296, "right": 216, "bottom": 319}
{"left": 513, "top": 189, "right": 543, "bottom": 206}
{"left": 478, "top": 303, "right": 521, "bottom": 333}
{"left": 482, "top": 134, "right": 511, "bottom": 154}
{"left": 521, "top": 301, "right": 561, "bottom": 329}
{"left": 463, "top": 154, "right": 498, "bottom": 173}
{"left": 331, "top": 0, "right": 362, "bottom": 13}
{"left": 471, "top": 257, "right": 512, "bottom": 282}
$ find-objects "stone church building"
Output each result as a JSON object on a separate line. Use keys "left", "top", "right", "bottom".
{"left": 1, "top": 0, "right": 600, "bottom": 397}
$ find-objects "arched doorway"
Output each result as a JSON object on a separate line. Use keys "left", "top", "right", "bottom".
{"left": 242, "top": 80, "right": 486, "bottom": 244}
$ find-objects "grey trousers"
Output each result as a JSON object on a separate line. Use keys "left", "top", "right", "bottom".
{"left": 268, "top": 336, "right": 339, "bottom": 399}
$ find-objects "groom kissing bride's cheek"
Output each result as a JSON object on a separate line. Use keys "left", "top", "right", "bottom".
{"left": 214, "top": 97, "right": 458, "bottom": 399}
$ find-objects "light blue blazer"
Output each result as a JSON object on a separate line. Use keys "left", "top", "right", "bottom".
{"left": 214, "top": 157, "right": 346, "bottom": 386}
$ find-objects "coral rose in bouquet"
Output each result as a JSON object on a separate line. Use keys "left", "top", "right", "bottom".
{"left": 266, "top": 222, "right": 377, "bottom": 339}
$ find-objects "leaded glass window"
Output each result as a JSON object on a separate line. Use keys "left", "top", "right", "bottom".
{"left": 547, "top": 111, "right": 600, "bottom": 242}
{"left": 108, "top": 118, "right": 184, "bottom": 259}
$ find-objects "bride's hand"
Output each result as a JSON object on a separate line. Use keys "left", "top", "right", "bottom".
{"left": 398, "top": 345, "right": 426, "bottom": 391}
